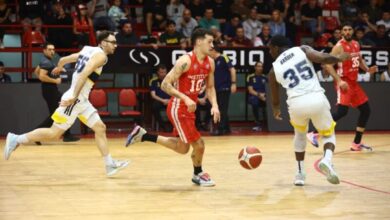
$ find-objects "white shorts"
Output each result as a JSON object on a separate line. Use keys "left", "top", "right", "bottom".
{"left": 51, "top": 99, "right": 101, "bottom": 130}
{"left": 287, "top": 92, "right": 336, "bottom": 136}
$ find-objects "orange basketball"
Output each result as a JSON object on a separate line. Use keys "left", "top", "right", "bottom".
{"left": 238, "top": 146, "right": 262, "bottom": 170}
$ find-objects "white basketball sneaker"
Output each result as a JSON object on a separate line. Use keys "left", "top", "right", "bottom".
{"left": 318, "top": 158, "right": 340, "bottom": 184}
{"left": 192, "top": 172, "right": 215, "bottom": 187}
{"left": 106, "top": 159, "right": 129, "bottom": 176}
{"left": 294, "top": 172, "right": 306, "bottom": 186}
{"left": 125, "top": 125, "right": 146, "bottom": 147}
{"left": 4, "top": 133, "right": 19, "bottom": 160}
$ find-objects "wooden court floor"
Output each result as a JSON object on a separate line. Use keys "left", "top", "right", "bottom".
{"left": 0, "top": 133, "right": 389, "bottom": 220}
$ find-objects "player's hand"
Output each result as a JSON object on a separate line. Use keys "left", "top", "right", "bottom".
{"left": 52, "top": 67, "right": 66, "bottom": 75}
{"left": 368, "top": 65, "right": 378, "bottom": 74}
{"left": 184, "top": 97, "right": 196, "bottom": 113}
{"left": 163, "top": 99, "right": 170, "bottom": 105}
{"left": 273, "top": 109, "right": 282, "bottom": 121}
{"left": 338, "top": 80, "right": 349, "bottom": 91}
{"left": 230, "top": 84, "right": 237, "bottom": 93}
{"left": 54, "top": 78, "right": 62, "bottom": 85}
{"left": 210, "top": 106, "right": 220, "bottom": 123}
{"left": 338, "top": 52, "right": 351, "bottom": 62}
{"left": 198, "top": 97, "right": 206, "bottom": 105}
{"left": 60, "top": 97, "right": 76, "bottom": 107}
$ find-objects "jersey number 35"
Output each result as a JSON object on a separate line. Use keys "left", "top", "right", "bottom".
{"left": 283, "top": 60, "right": 314, "bottom": 88}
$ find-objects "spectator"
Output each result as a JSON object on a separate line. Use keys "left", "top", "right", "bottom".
{"left": 252, "top": 0, "right": 273, "bottom": 23}
{"left": 363, "top": 0, "right": 383, "bottom": 23}
{"left": 210, "top": 47, "right": 237, "bottom": 136}
{"left": 0, "top": 61, "right": 11, "bottom": 83}
{"left": 0, "top": 0, "right": 11, "bottom": 48}
{"left": 283, "top": 0, "right": 298, "bottom": 44}
{"left": 211, "top": 26, "right": 226, "bottom": 47}
{"left": 380, "top": 63, "right": 390, "bottom": 82}
{"left": 247, "top": 61, "right": 267, "bottom": 131}
{"left": 166, "top": 0, "right": 185, "bottom": 22}
{"left": 223, "top": 14, "right": 241, "bottom": 43}
{"left": 116, "top": 21, "right": 139, "bottom": 45}
{"left": 354, "top": 27, "right": 375, "bottom": 47}
{"left": 208, "top": 0, "right": 231, "bottom": 26}
{"left": 159, "top": 20, "right": 185, "bottom": 47}
{"left": 176, "top": 9, "right": 198, "bottom": 40}
{"left": 301, "top": 0, "right": 324, "bottom": 36}
{"left": 188, "top": 0, "right": 204, "bottom": 21}
{"left": 149, "top": 64, "right": 171, "bottom": 132}
{"left": 47, "top": 1, "right": 74, "bottom": 52}
{"left": 243, "top": 8, "right": 263, "bottom": 41}
{"left": 19, "top": 0, "right": 44, "bottom": 32}
{"left": 232, "top": 26, "right": 253, "bottom": 47}
{"left": 268, "top": 9, "right": 286, "bottom": 36}
{"left": 87, "top": 0, "right": 116, "bottom": 31}
{"left": 199, "top": 8, "right": 220, "bottom": 31}
{"left": 340, "top": 0, "right": 360, "bottom": 23}
{"left": 108, "top": 0, "right": 129, "bottom": 29}
{"left": 376, "top": 11, "right": 390, "bottom": 31}
{"left": 254, "top": 24, "right": 272, "bottom": 46}
{"left": 328, "top": 28, "right": 342, "bottom": 47}
{"left": 354, "top": 12, "right": 377, "bottom": 33}
{"left": 366, "top": 24, "right": 390, "bottom": 47}
{"left": 73, "top": 4, "right": 93, "bottom": 47}
{"left": 230, "top": 0, "right": 250, "bottom": 20}
{"left": 144, "top": 0, "right": 167, "bottom": 34}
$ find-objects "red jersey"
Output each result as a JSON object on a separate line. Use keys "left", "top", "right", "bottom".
{"left": 336, "top": 39, "right": 361, "bottom": 82}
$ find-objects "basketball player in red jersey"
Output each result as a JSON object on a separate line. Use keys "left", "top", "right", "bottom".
{"left": 307, "top": 23, "right": 378, "bottom": 151}
{"left": 125, "top": 28, "right": 220, "bottom": 186}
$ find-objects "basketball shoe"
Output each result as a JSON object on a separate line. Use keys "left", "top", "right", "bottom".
{"left": 318, "top": 158, "right": 340, "bottom": 184}
{"left": 106, "top": 159, "right": 129, "bottom": 176}
{"left": 306, "top": 132, "right": 319, "bottom": 148}
{"left": 350, "top": 143, "right": 373, "bottom": 152}
{"left": 192, "top": 172, "right": 215, "bottom": 187}
{"left": 294, "top": 172, "right": 306, "bottom": 186}
{"left": 4, "top": 133, "right": 19, "bottom": 160}
{"left": 125, "top": 125, "right": 146, "bottom": 147}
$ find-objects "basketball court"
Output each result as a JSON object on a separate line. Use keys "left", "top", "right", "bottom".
{"left": 1, "top": 133, "right": 389, "bottom": 219}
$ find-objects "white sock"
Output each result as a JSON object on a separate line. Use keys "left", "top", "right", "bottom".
{"left": 324, "top": 149, "right": 333, "bottom": 161}
{"left": 104, "top": 154, "right": 115, "bottom": 166}
{"left": 17, "top": 134, "right": 29, "bottom": 144}
{"left": 297, "top": 160, "right": 305, "bottom": 174}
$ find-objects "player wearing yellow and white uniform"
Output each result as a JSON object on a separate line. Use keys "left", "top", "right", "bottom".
{"left": 4, "top": 31, "right": 128, "bottom": 176}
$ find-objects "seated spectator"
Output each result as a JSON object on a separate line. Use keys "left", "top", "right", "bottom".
{"left": 365, "top": 24, "right": 390, "bottom": 47}
{"left": 363, "top": 0, "right": 383, "bottom": 23}
{"left": 354, "top": 28, "right": 375, "bottom": 47}
{"left": 211, "top": 26, "right": 226, "bottom": 46}
{"left": 159, "top": 20, "right": 185, "bottom": 47}
{"left": 232, "top": 27, "right": 252, "bottom": 47}
{"left": 188, "top": 0, "right": 204, "bottom": 21}
{"left": 380, "top": 63, "right": 390, "bottom": 82}
{"left": 149, "top": 64, "right": 171, "bottom": 132}
{"left": 223, "top": 14, "right": 241, "bottom": 43}
{"left": 252, "top": 0, "right": 273, "bottom": 23}
{"left": 353, "top": 12, "right": 377, "bottom": 33}
{"left": 301, "top": 0, "right": 325, "bottom": 36}
{"left": 0, "top": 0, "right": 11, "bottom": 48}
{"left": 376, "top": 11, "right": 390, "bottom": 31}
{"left": 0, "top": 61, "right": 11, "bottom": 83}
{"left": 254, "top": 24, "right": 272, "bottom": 47}
{"left": 47, "top": 1, "right": 74, "bottom": 52}
{"left": 108, "top": 0, "right": 129, "bottom": 29}
{"left": 243, "top": 8, "right": 263, "bottom": 42}
{"left": 87, "top": 0, "right": 116, "bottom": 31}
{"left": 199, "top": 8, "right": 220, "bottom": 31}
{"left": 144, "top": 0, "right": 167, "bottom": 34}
{"left": 166, "top": 0, "right": 185, "bottom": 22}
{"left": 357, "top": 72, "right": 371, "bottom": 82}
{"left": 208, "top": 0, "right": 231, "bottom": 26}
{"left": 73, "top": 4, "right": 93, "bottom": 47}
{"left": 116, "top": 21, "right": 139, "bottom": 45}
{"left": 340, "top": 0, "right": 360, "bottom": 23}
{"left": 176, "top": 9, "right": 198, "bottom": 42}
{"left": 230, "top": 0, "right": 250, "bottom": 20}
{"left": 268, "top": 9, "right": 285, "bottom": 36}
{"left": 19, "top": 0, "right": 44, "bottom": 32}
{"left": 247, "top": 61, "right": 267, "bottom": 131}
{"left": 327, "top": 28, "right": 342, "bottom": 47}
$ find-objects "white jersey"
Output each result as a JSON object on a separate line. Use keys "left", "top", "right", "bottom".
{"left": 63, "top": 46, "right": 107, "bottom": 101}
{"left": 272, "top": 47, "right": 324, "bottom": 100}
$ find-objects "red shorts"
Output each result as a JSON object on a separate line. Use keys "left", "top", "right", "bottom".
{"left": 166, "top": 98, "right": 200, "bottom": 144}
{"left": 336, "top": 81, "right": 368, "bottom": 108}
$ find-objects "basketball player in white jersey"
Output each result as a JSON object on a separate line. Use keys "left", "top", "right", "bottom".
{"left": 268, "top": 35, "right": 350, "bottom": 186}
{"left": 4, "top": 31, "right": 129, "bottom": 176}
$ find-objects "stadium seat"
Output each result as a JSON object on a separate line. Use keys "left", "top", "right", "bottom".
{"left": 22, "top": 31, "right": 45, "bottom": 46}
{"left": 118, "top": 89, "right": 142, "bottom": 123}
{"left": 90, "top": 89, "right": 111, "bottom": 116}
{"left": 316, "top": 33, "right": 332, "bottom": 47}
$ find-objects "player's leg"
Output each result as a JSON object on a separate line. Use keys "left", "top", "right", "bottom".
{"left": 190, "top": 138, "right": 215, "bottom": 187}
{"left": 351, "top": 101, "right": 372, "bottom": 151}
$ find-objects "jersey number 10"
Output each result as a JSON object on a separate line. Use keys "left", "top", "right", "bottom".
{"left": 283, "top": 60, "right": 314, "bottom": 88}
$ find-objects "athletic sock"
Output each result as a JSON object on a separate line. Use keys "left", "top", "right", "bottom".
{"left": 194, "top": 166, "right": 203, "bottom": 175}
{"left": 354, "top": 131, "right": 363, "bottom": 144}
{"left": 104, "top": 154, "right": 115, "bottom": 166}
{"left": 297, "top": 160, "right": 304, "bottom": 174}
{"left": 324, "top": 149, "right": 333, "bottom": 161}
{"left": 141, "top": 133, "right": 158, "bottom": 143}
{"left": 17, "top": 134, "right": 29, "bottom": 144}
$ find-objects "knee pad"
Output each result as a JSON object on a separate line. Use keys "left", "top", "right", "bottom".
{"left": 357, "top": 102, "right": 370, "bottom": 128}
{"left": 294, "top": 131, "right": 307, "bottom": 152}
{"left": 322, "top": 133, "right": 336, "bottom": 146}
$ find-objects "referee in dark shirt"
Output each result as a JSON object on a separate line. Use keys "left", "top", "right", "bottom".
{"left": 35, "top": 42, "right": 79, "bottom": 144}
{"left": 210, "top": 47, "right": 237, "bottom": 135}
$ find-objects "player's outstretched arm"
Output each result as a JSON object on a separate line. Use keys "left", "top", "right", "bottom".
{"left": 52, "top": 52, "right": 80, "bottom": 75}
{"left": 205, "top": 58, "right": 220, "bottom": 123}
{"left": 301, "top": 45, "right": 350, "bottom": 64}
{"left": 322, "top": 45, "right": 349, "bottom": 91}
{"left": 268, "top": 68, "right": 282, "bottom": 120}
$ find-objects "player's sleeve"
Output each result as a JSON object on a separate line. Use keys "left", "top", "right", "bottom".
{"left": 247, "top": 74, "right": 254, "bottom": 86}
{"left": 39, "top": 59, "right": 52, "bottom": 71}
{"left": 149, "top": 77, "right": 157, "bottom": 91}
